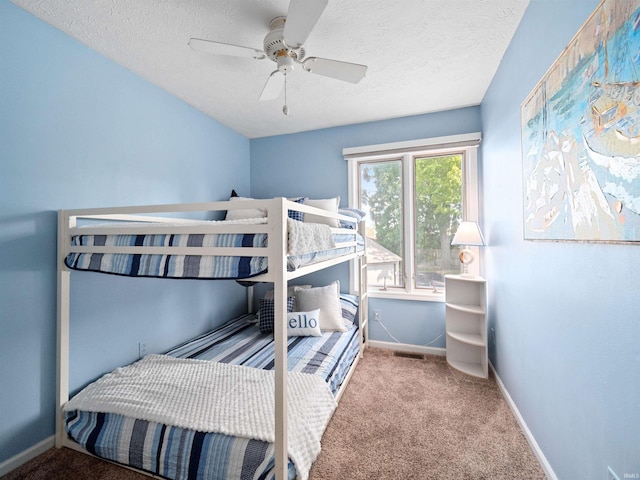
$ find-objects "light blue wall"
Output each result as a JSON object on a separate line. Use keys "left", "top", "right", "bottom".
{"left": 250, "top": 107, "right": 482, "bottom": 347}
{"left": 0, "top": 1, "right": 250, "bottom": 463}
{"left": 481, "top": 0, "right": 639, "bottom": 478}
{"left": 6, "top": 0, "right": 636, "bottom": 476}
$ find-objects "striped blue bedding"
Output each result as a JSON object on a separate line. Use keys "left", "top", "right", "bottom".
{"left": 64, "top": 229, "right": 363, "bottom": 279}
{"left": 64, "top": 295, "right": 361, "bottom": 480}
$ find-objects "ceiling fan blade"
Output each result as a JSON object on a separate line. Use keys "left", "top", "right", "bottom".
{"left": 283, "top": 0, "right": 328, "bottom": 48}
{"left": 188, "top": 38, "right": 265, "bottom": 60}
{"left": 259, "top": 71, "right": 285, "bottom": 101}
{"left": 303, "top": 57, "right": 368, "bottom": 84}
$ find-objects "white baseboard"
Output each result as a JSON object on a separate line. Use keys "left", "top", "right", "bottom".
{"left": 490, "top": 363, "right": 556, "bottom": 480}
{"left": 0, "top": 435, "right": 55, "bottom": 477}
{"left": 368, "top": 339, "right": 446, "bottom": 357}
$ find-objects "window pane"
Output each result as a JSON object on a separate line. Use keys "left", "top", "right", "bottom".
{"left": 359, "top": 160, "right": 404, "bottom": 288}
{"left": 414, "top": 154, "right": 463, "bottom": 290}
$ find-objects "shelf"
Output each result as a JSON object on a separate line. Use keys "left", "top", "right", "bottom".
{"left": 447, "top": 359, "right": 486, "bottom": 378}
{"left": 445, "top": 274, "right": 486, "bottom": 284}
{"left": 447, "top": 330, "right": 485, "bottom": 347}
{"left": 445, "top": 275, "right": 487, "bottom": 379}
{"left": 446, "top": 303, "right": 485, "bottom": 315}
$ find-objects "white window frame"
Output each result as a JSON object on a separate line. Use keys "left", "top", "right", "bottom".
{"left": 344, "top": 133, "right": 481, "bottom": 302}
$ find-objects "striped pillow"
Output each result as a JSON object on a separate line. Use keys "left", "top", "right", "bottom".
{"left": 339, "top": 293, "right": 359, "bottom": 327}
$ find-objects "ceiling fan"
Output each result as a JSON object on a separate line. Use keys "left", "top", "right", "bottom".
{"left": 188, "top": 0, "right": 368, "bottom": 114}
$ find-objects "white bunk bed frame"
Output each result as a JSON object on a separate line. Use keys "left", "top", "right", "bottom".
{"left": 56, "top": 197, "right": 368, "bottom": 480}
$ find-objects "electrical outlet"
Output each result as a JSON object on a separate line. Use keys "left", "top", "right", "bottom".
{"left": 608, "top": 466, "right": 620, "bottom": 480}
{"left": 373, "top": 310, "right": 381, "bottom": 321}
{"left": 138, "top": 342, "right": 148, "bottom": 358}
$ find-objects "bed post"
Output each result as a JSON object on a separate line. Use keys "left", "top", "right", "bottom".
{"left": 246, "top": 285, "right": 254, "bottom": 314}
{"left": 358, "top": 220, "right": 369, "bottom": 349}
{"left": 56, "top": 210, "right": 72, "bottom": 448}
{"left": 270, "top": 198, "right": 289, "bottom": 480}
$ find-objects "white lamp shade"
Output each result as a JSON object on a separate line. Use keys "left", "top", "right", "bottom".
{"left": 451, "top": 221, "right": 485, "bottom": 246}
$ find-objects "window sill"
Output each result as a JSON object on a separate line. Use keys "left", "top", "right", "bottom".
{"left": 367, "top": 288, "right": 445, "bottom": 303}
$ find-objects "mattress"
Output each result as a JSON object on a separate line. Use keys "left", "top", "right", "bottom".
{"left": 64, "top": 294, "right": 361, "bottom": 480}
{"left": 64, "top": 219, "right": 364, "bottom": 279}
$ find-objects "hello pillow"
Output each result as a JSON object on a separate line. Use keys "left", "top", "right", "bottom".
{"left": 287, "top": 309, "right": 321, "bottom": 337}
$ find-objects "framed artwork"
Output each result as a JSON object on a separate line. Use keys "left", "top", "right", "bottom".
{"left": 521, "top": 0, "right": 640, "bottom": 242}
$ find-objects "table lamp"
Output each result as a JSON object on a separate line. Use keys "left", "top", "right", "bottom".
{"left": 451, "top": 221, "right": 485, "bottom": 277}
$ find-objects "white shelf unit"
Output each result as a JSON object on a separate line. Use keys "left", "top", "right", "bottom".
{"left": 445, "top": 275, "right": 487, "bottom": 378}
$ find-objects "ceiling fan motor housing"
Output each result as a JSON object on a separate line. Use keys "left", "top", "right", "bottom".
{"left": 263, "top": 16, "right": 305, "bottom": 63}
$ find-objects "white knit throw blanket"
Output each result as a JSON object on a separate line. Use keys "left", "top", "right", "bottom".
{"left": 64, "top": 355, "right": 337, "bottom": 480}
{"left": 288, "top": 218, "right": 336, "bottom": 256}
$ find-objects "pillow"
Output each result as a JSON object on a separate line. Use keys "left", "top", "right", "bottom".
{"left": 225, "top": 196, "right": 267, "bottom": 221}
{"left": 263, "top": 285, "right": 311, "bottom": 300}
{"left": 339, "top": 293, "right": 359, "bottom": 327}
{"left": 258, "top": 296, "right": 295, "bottom": 334}
{"left": 295, "top": 281, "right": 346, "bottom": 331}
{"left": 338, "top": 207, "right": 366, "bottom": 229}
{"left": 304, "top": 197, "right": 340, "bottom": 228}
{"left": 288, "top": 197, "right": 305, "bottom": 222}
{"left": 287, "top": 309, "right": 321, "bottom": 337}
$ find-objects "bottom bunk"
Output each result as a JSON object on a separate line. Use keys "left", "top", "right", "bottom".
{"left": 62, "top": 294, "right": 363, "bottom": 480}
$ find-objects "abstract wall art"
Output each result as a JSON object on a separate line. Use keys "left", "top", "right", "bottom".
{"left": 521, "top": 0, "right": 640, "bottom": 242}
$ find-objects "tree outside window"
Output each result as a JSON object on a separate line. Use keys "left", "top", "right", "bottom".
{"left": 357, "top": 153, "right": 465, "bottom": 295}
{"left": 414, "top": 154, "right": 462, "bottom": 289}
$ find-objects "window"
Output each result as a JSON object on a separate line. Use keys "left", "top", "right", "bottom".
{"left": 345, "top": 133, "right": 481, "bottom": 301}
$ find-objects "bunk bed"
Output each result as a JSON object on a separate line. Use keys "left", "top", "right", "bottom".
{"left": 56, "top": 197, "right": 368, "bottom": 480}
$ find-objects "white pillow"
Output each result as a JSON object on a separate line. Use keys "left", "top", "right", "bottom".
{"left": 295, "top": 281, "right": 346, "bottom": 331}
{"left": 287, "top": 309, "right": 321, "bottom": 337}
{"left": 304, "top": 197, "right": 340, "bottom": 227}
{"left": 264, "top": 285, "right": 312, "bottom": 301}
{"left": 225, "top": 196, "right": 267, "bottom": 220}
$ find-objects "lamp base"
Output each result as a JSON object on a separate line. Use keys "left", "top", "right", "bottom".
{"left": 458, "top": 272, "right": 479, "bottom": 278}
{"left": 458, "top": 247, "right": 475, "bottom": 277}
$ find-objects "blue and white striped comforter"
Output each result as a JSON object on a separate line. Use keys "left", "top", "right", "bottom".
{"left": 64, "top": 295, "right": 361, "bottom": 480}
{"left": 65, "top": 228, "right": 363, "bottom": 279}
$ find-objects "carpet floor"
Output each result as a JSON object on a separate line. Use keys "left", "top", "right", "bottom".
{"left": 3, "top": 348, "right": 546, "bottom": 480}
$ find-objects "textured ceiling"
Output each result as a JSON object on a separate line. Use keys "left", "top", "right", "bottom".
{"left": 11, "top": 0, "right": 530, "bottom": 138}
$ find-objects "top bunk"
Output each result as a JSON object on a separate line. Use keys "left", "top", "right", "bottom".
{"left": 58, "top": 197, "right": 366, "bottom": 283}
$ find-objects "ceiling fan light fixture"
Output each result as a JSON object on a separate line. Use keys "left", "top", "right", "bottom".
{"left": 276, "top": 53, "right": 295, "bottom": 74}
